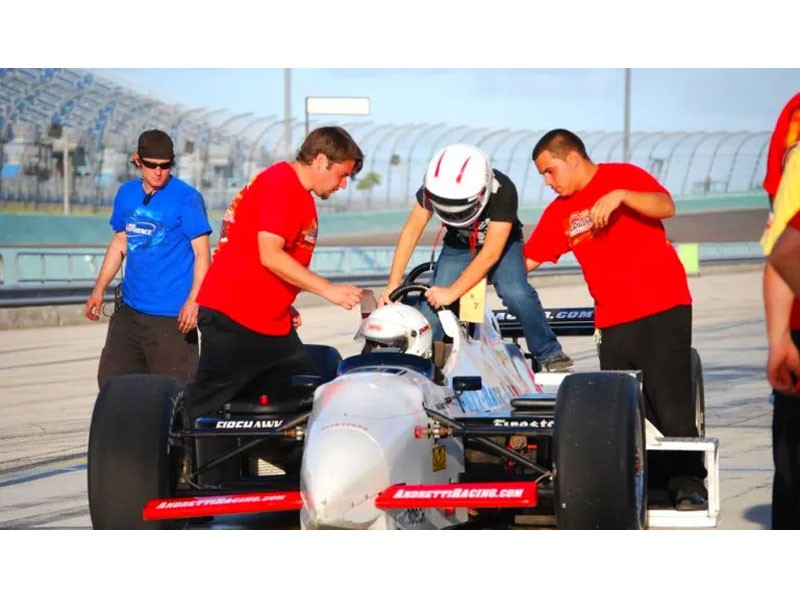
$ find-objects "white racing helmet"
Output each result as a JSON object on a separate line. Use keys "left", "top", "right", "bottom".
{"left": 354, "top": 304, "right": 433, "bottom": 359}
{"left": 423, "top": 143, "right": 494, "bottom": 228}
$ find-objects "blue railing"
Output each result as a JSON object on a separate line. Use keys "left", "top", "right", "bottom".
{"left": 0, "top": 242, "right": 764, "bottom": 288}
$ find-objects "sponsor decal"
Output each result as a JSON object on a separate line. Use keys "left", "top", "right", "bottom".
{"left": 214, "top": 419, "right": 284, "bottom": 429}
{"left": 299, "top": 219, "right": 318, "bottom": 249}
{"left": 432, "top": 445, "right": 446, "bottom": 471}
{"left": 548, "top": 309, "right": 594, "bottom": 320}
{"left": 492, "top": 418, "right": 554, "bottom": 429}
{"left": 125, "top": 221, "right": 157, "bottom": 236}
{"left": 153, "top": 494, "right": 288, "bottom": 510}
{"left": 392, "top": 486, "right": 525, "bottom": 500}
{"left": 375, "top": 482, "right": 538, "bottom": 509}
{"left": 567, "top": 209, "right": 593, "bottom": 247}
{"left": 321, "top": 422, "right": 369, "bottom": 432}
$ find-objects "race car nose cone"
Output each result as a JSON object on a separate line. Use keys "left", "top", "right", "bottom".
{"left": 300, "top": 427, "right": 389, "bottom": 529}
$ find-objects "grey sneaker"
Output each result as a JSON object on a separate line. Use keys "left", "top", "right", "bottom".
{"left": 540, "top": 351, "right": 574, "bottom": 372}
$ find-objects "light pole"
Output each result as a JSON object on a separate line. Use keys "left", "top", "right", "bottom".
{"left": 623, "top": 68, "right": 631, "bottom": 163}
{"left": 283, "top": 68, "right": 292, "bottom": 159}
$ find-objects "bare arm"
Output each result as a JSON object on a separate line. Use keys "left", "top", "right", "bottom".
{"left": 425, "top": 221, "right": 511, "bottom": 308}
{"left": 590, "top": 190, "right": 675, "bottom": 229}
{"left": 379, "top": 203, "right": 432, "bottom": 305}
{"left": 177, "top": 234, "right": 211, "bottom": 333}
{"left": 525, "top": 257, "right": 542, "bottom": 272}
{"left": 770, "top": 226, "right": 800, "bottom": 298}
{"left": 763, "top": 261, "right": 800, "bottom": 393}
{"left": 85, "top": 232, "right": 127, "bottom": 320}
{"left": 258, "top": 232, "right": 362, "bottom": 310}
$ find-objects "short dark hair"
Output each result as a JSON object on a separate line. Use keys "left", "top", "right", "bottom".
{"left": 296, "top": 126, "right": 364, "bottom": 178}
{"left": 532, "top": 129, "right": 589, "bottom": 162}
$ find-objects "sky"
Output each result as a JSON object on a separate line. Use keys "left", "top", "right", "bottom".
{"left": 9, "top": 0, "right": 800, "bottom": 136}
{"left": 95, "top": 68, "right": 800, "bottom": 134}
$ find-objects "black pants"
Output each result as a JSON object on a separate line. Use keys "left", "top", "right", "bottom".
{"left": 97, "top": 304, "right": 199, "bottom": 389}
{"left": 185, "top": 307, "right": 317, "bottom": 422}
{"left": 598, "top": 305, "right": 707, "bottom": 496}
{"left": 772, "top": 329, "right": 800, "bottom": 529}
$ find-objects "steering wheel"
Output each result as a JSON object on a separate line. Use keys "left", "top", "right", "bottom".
{"left": 402, "top": 261, "right": 435, "bottom": 286}
{"left": 389, "top": 282, "right": 430, "bottom": 305}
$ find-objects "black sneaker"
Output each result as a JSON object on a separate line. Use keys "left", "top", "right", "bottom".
{"left": 647, "top": 488, "right": 673, "bottom": 510}
{"left": 673, "top": 490, "right": 708, "bottom": 511}
{"left": 540, "top": 352, "right": 574, "bottom": 372}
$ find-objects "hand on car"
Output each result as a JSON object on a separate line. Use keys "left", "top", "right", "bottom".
{"left": 425, "top": 286, "right": 458, "bottom": 310}
{"left": 378, "top": 285, "right": 397, "bottom": 307}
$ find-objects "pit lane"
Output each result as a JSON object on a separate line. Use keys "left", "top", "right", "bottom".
{"left": 0, "top": 264, "right": 773, "bottom": 529}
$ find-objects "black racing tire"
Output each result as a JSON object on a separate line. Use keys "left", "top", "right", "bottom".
{"left": 553, "top": 371, "right": 647, "bottom": 530}
{"left": 690, "top": 347, "right": 706, "bottom": 437}
{"left": 87, "top": 374, "right": 188, "bottom": 530}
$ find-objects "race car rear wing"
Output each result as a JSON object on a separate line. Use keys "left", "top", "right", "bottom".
{"left": 494, "top": 307, "right": 595, "bottom": 338}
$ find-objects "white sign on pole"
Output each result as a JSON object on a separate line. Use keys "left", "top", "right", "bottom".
{"left": 306, "top": 97, "right": 370, "bottom": 116}
{"left": 305, "top": 97, "right": 371, "bottom": 136}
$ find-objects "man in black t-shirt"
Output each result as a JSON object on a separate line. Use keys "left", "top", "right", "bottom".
{"left": 378, "top": 143, "right": 571, "bottom": 372}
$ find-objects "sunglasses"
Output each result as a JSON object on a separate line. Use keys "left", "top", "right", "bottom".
{"left": 139, "top": 158, "right": 174, "bottom": 170}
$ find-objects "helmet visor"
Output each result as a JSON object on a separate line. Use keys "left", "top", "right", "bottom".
{"left": 362, "top": 336, "right": 409, "bottom": 353}
{"left": 424, "top": 188, "right": 487, "bottom": 227}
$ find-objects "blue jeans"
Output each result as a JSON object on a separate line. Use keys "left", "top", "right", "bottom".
{"left": 420, "top": 240, "right": 563, "bottom": 362}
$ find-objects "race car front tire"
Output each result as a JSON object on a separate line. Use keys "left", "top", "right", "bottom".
{"left": 553, "top": 371, "right": 647, "bottom": 530}
{"left": 87, "top": 374, "right": 187, "bottom": 529}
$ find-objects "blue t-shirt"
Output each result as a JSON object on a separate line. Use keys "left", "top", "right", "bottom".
{"left": 110, "top": 176, "right": 212, "bottom": 317}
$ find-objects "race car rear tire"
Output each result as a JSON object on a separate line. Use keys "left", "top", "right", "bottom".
{"left": 690, "top": 347, "right": 705, "bottom": 437}
{"left": 553, "top": 371, "right": 647, "bottom": 530}
{"left": 88, "top": 374, "right": 187, "bottom": 529}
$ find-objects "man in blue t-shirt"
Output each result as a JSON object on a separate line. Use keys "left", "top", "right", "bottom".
{"left": 85, "top": 129, "right": 212, "bottom": 388}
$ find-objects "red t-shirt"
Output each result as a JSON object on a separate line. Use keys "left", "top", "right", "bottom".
{"left": 764, "top": 92, "right": 800, "bottom": 200}
{"left": 197, "top": 162, "right": 318, "bottom": 335}
{"left": 789, "top": 208, "right": 800, "bottom": 232}
{"left": 524, "top": 163, "right": 691, "bottom": 328}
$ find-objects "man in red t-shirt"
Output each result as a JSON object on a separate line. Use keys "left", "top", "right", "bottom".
{"left": 762, "top": 92, "right": 800, "bottom": 527}
{"left": 522, "top": 128, "right": 707, "bottom": 511}
{"left": 186, "top": 126, "right": 365, "bottom": 422}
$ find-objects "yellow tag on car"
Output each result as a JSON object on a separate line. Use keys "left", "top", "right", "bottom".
{"left": 459, "top": 277, "right": 487, "bottom": 323}
{"left": 432, "top": 445, "right": 446, "bottom": 471}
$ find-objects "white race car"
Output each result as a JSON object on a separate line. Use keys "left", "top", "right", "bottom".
{"left": 87, "top": 271, "right": 718, "bottom": 530}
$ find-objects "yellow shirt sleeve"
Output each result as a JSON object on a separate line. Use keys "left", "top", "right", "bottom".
{"left": 762, "top": 145, "right": 800, "bottom": 256}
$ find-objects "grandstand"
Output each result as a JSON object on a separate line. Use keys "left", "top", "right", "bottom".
{"left": 0, "top": 68, "right": 772, "bottom": 215}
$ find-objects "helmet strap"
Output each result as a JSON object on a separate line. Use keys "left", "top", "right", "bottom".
{"left": 430, "top": 223, "right": 446, "bottom": 265}
{"left": 468, "top": 220, "right": 481, "bottom": 256}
